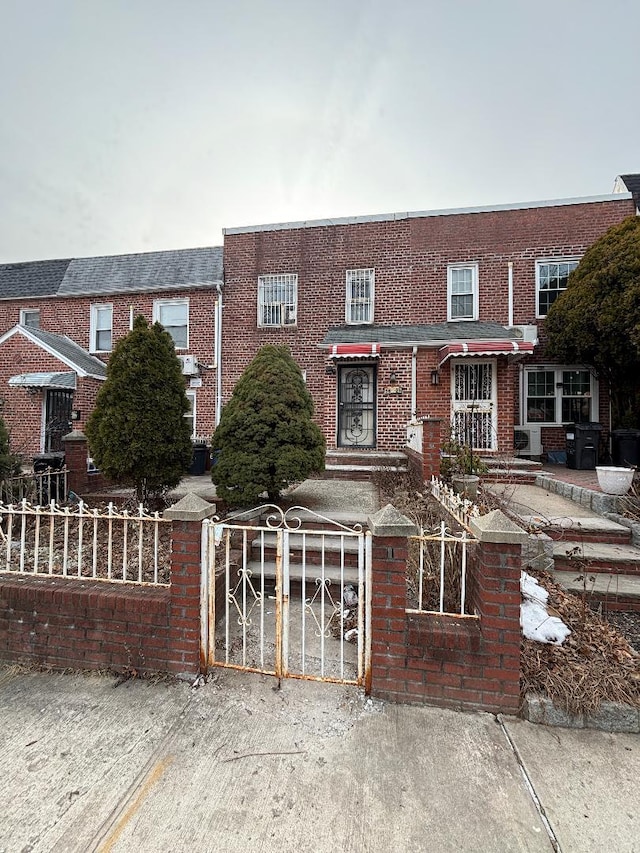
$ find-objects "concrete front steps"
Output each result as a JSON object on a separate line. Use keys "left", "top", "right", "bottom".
{"left": 480, "top": 456, "right": 542, "bottom": 484}
{"left": 551, "top": 570, "right": 640, "bottom": 613}
{"left": 320, "top": 450, "right": 408, "bottom": 481}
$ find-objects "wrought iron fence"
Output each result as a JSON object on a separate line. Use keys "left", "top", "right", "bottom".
{"left": 0, "top": 467, "right": 69, "bottom": 505}
{"left": 407, "top": 521, "right": 478, "bottom": 616}
{"left": 430, "top": 475, "right": 480, "bottom": 531}
{"left": 0, "top": 499, "right": 170, "bottom": 585}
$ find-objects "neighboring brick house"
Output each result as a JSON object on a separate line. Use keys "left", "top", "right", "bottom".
{"left": 0, "top": 248, "right": 223, "bottom": 459}
{"left": 222, "top": 191, "right": 636, "bottom": 458}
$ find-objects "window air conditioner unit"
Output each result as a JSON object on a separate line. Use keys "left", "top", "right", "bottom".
{"left": 179, "top": 355, "right": 198, "bottom": 376}
{"left": 514, "top": 426, "right": 543, "bottom": 458}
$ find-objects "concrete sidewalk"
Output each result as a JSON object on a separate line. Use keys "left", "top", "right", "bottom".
{"left": 1, "top": 667, "right": 638, "bottom": 852}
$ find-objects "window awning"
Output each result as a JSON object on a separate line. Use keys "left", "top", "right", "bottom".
{"left": 438, "top": 341, "right": 535, "bottom": 366}
{"left": 8, "top": 371, "right": 76, "bottom": 390}
{"left": 329, "top": 343, "right": 381, "bottom": 359}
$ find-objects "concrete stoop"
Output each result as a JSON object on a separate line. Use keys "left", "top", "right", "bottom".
{"left": 523, "top": 693, "right": 640, "bottom": 733}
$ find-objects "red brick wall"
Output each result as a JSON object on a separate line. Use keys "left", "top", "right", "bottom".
{"left": 0, "top": 517, "right": 203, "bottom": 678}
{"left": 223, "top": 198, "right": 633, "bottom": 453}
{"left": 369, "top": 529, "right": 522, "bottom": 714}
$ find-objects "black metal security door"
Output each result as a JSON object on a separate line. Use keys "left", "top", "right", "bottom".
{"left": 44, "top": 390, "right": 73, "bottom": 451}
{"left": 338, "top": 365, "right": 376, "bottom": 448}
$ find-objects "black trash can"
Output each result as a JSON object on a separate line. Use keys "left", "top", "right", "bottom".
{"left": 611, "top": 429, "right": 640, "bottom": 467}
{"left": 33, "top": 452, "right": 66, "bottom": 502}
{"left": 189, "top": 443, "right": 207, "bottom": 476}
{"left": 565, "top": 422, "right": 602, "bottom": 470}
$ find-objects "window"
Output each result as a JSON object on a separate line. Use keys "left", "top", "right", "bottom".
{"left": 257, "top": 274, "right": 297, "bottom": 327}
{"left": 184, "top": 390, "right": 196, "bottom": 438}
{"left": 90, "top": 303, "right": 113, "bottom": 352}
{"left": 346, "top": 268, "right": 374, "bottom": 324}
{"left": 536, "top": 259, "right": 579, "bottom": 317}
{"left": 525, "top": 367, "right": 595, "bottom": 425}
{"left": 154, "top": 299, "right": 189, "bottom": 348}
{"left": 20, "top": 308, "right": 40, "bottom": 328}
{"left": 447, "top": 263, "right": 478, "bottom": 321}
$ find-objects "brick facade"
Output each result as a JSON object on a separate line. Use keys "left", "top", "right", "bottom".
{"left": 223, "top": 197, "right": 634, "bottom": 455}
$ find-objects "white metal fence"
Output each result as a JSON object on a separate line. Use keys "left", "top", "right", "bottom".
{"left": 408, "top": 522, "right": 477, "bottom": 616}
{"left": 0, "top": 467, "right": 68, "bottom": 505}
{"left": 0, "top": 499, "right": 170, "bottom": 585}
{"left": 430, "top": 475, "right": 480, "bottom": 531}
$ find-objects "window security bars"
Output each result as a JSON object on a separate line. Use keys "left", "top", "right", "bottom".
{"left": 0, "top": 499, "right": 170, "bottom": 585}
{"left": 257, "top": 274, "right": 297, "bottom": 327}
{"left": 346, "top": 269, "right": 374, "bottom": 324}
{"left": 1, "top": 467, "right": 69, "bottom": 505}
{"left": 430, "top": 476, "right": 480, "bottom": 531}
{"left": 408, "top": 521, "right": 477, "bottom": 616}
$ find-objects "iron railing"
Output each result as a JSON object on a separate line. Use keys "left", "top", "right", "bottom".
{"left": 408, "top": 521, "right": 478, "bottom": 616}
{"left": 430, "top": 475, "right": 480, "bottom": 531}
{"left": 0, "top": 467, "right": 69, "bottom": 505}
{"left": 0, "top": 499, "right": 170, "bottom": 585}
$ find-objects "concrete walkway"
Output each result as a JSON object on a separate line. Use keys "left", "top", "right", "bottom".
{"left": 1, "top": 667, "right": 638, "bottom": 852}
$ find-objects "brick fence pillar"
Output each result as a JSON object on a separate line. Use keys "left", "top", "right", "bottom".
{"left": 470, "top": 509, "right": 527, "bottom": 713}
{"left": 367, "top": 504, "right": 418, "bottom": 697}
{"left": 163, "top": 493, "right": 217, "bottom": 679}
{"left": 61, "top": 429, "right": 89, "bottom": 494}
{"left": 420, "top": 417, "right": 442, "bottom": 481}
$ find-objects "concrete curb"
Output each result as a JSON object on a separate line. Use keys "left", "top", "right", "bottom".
{"left": 535, "top": 474, "right": 623, "bottom": 515}
{"left": 605, "top": 511, "right": 640, "bottom": 547}
{"left": 523, "top": 693, "right": 640, "bottom": 733}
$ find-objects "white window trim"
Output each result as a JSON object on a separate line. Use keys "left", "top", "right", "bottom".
{"left": 20, "top": 308, "right": 40, "bottom": 327}
{"left": 153, "top": 298, "right": 190, "bottom": 350}
{"left": 447, "top": 263, "right": 479, "bottom": 322}
{"left": 522, "top": 365, "right": 598, "bottom": 427}
{"left": 257, "top": 273, "right": 298, "bottom": 328}
{"left": 89, "top": 303, "right": 113, "bottom": 353}
{"left": 535, "top": 257, "right": 581, "bottom": 319}
{"left": 345, "top": 268, "right": 375, "bottom": 325}
{"left": 185, "top": 390, "right": 196, "bottom": 439}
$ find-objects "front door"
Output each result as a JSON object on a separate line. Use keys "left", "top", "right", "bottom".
{"left": 451, "top": 360, "right": 497, "bottom": 451}
{"left": 44, "top": 390, "right": 73, "bottom": 451}
{"left": 338, "top": 365, "right": 376, "bottom": 448}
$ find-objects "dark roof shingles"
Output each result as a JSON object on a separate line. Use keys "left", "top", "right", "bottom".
{"left": 321, "top": 322, "right": 519, "bottom": 346}
{"left": 26, "top": 327, "right": 107, "bottom": 377}
{"left": 0, "top": 259, "right": 71, "bottom": 300}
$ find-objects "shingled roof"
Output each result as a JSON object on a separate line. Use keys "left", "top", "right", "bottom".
{"left": 0, "top": 258, "right": 71, "bottom": 299}
{"left": 58, "top": 247, "right": 223, "bottom": 297}
{"left": 321, "top": 321, "right": 525, "bottom": 346}
{"left": 0, "top": 326, "right": 107, "bottom": 378}
{"left": 0, "top": 246, "right": 223, "bottom": 301}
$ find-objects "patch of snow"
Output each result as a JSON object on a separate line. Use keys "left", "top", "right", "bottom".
{"left": 520, "top": 571, "right": 571, "bottom": 646}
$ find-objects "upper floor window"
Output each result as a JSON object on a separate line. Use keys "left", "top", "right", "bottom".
{"left": 346, "top": 268, "right": 374, "bottom": 324}
{"left": 258, "top": 274, "right": 297, "bottom": 327}
{"left": 525, "top": 367, "right": 595, "bottom": 425}
{"left": 536, "top": 259, "right": 579, "bottom": 318}
{"left": 154, "top": 299, "right": 189, "bottom": 348}
{"left": 20, "top": 308, "right": 40, "bottom": 328}
{"left": 448, "top": 263, "right": 478, "bottom": 321}
{"left": 90, "top": 303, "right": 113, "bottom": 352}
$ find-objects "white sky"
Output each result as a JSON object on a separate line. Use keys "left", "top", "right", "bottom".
{"left": 1, "top": 0, "right": 639, "bottom": 262}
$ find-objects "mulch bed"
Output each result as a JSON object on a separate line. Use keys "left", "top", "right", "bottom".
{"left": 521, "top": 568, "right": 640, "bottom": 715}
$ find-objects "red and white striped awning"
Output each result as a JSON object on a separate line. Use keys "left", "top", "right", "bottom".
{"left": 438, "top": 340, "right": 534, "bottom": 366}
{"left": 329, "top": 343, "right": 381, "bottom": 359}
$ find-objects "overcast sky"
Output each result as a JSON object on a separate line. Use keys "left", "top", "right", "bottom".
{"left": 1, "top": 0, "right": 638, "bottom": 262}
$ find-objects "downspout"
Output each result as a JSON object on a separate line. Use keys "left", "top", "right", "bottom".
{"left": 507, "top": 262, "right": 514, "bottom": 327}
{"left": 129, "top": 305, "right": 134, "bottom": 330}
{"left": 215, "top": 283, "right": 223, "bottom": 427}
{"left": 411, "top": 346, "right": 418, "bottom": 419}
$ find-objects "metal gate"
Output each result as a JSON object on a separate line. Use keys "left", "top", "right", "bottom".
{"left": 338, "top": 365, "right": 377, "bottom": 448}
{"left": 451, "top": 361, "right": 496, "bottom": 451}
{"left": 201, "top": 505, "right": 372, "bottom": 688}
{"left": 44, "top": 389, "right": 73, "bottom": 451}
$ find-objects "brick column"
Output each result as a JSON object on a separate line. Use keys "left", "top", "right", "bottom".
{"left": 420, "top": 417, "right": 442, "bottom": 481}
{"left": 62, "top": 429, "right": 89, "bottom": 494}
{"left": 367, "top": 504, "right": 418, "bottom": 699}
{"left": 163, "top": 493, "right": 217, "bottom": 680}
{"left": 470, "top": 509, "right": 527, "bottom": 713}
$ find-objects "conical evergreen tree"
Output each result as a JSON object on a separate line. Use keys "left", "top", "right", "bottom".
{"left": 86, "top": 315, "right": 193, "bottom": 503}
{"left": 212, "top": 345, "right": 325, "bottom": 505}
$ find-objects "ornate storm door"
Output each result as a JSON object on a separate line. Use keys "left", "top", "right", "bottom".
{"left": 450, "top": 361, "right": 496, "bottom": 451}
{"left": 44, "top": 389, "right": 74, "bottom": 452}
{"left": 338, "top": 365, "right": 376, "bottom": 448}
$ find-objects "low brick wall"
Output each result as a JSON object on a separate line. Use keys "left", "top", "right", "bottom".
{"left": 0, "top": 575, "right": 171, "bottom": 673}
{"left": 368, "top": 506, "right": 525, "bottom": 714}
{"left": 0, "top": 494, "right": 216, "bottom": 679}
